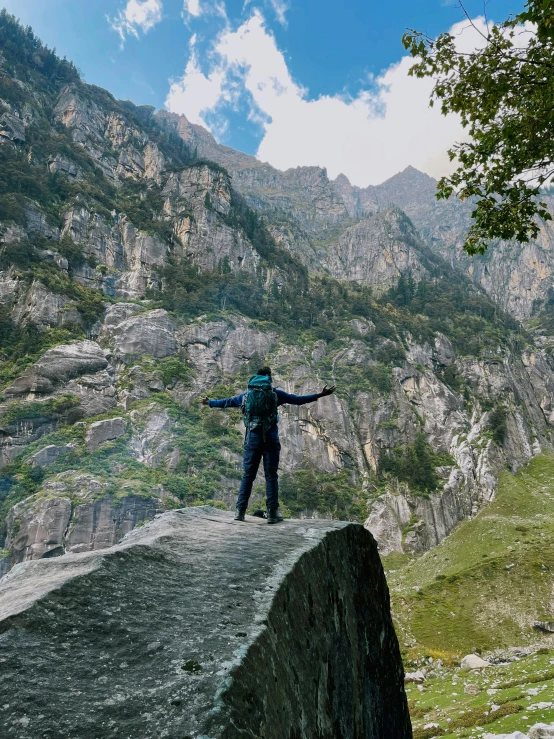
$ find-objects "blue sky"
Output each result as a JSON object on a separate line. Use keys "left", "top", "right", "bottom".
{"left": 1, "top": 0, "right": 525, "bottom": 185}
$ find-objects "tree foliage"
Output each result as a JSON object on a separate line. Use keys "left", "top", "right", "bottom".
{"left": 403, "top": 1, "right": 554, "bottom": 254}
{"left": 0, "top": 9, "right": 79, "bottom": 86}
{"left": 380, "top": 433, "right": 454, "bottom": 496}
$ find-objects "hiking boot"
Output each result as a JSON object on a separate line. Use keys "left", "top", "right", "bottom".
{"left": 267, "top": 508, "right": 283, "bottom": 525}
{"left": 234, "top": 506, "right": 246, "bottom": 522}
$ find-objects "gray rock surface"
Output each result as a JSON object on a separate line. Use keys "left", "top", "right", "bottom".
{"left": 483, "top": 726, "right": 554, "bottom": 739}
{"left": 460, "top": 654, "right": 490, "bottom": 669}
{"left": 48, "top": 154, "right": 80, "bottom": 178}
{"left": 533, "top": 621, "right": 554, "bottom": 633}
{"left": 530, "top": 725, "right": 554, "bottom": 738}
{"left": 28, "top": 443, "right": 75, "bottom": 467}
{"left": 4, "top": 340, "right": 108, "bottom": 396}
{"left": 0, "top": 507, "right": 412, "bottom": 739}
{"left": 101, "top": 308, "right": 177, "bottom": 358}
{"left": 85, "top": 416, "right": 126, "bottom": 451}
{"left": 6, "top": 494, "right": 71, "bottom": 561}
{"left": 322, "top": 207, "right": 432, "bottom": 291}
{"left": 0, "top": 111, "right": 25, "bottom": 142}
{"left": 0, "top": 472, "right": 172, "bottom": 575}
{"left": 129, "top": 407, "right": 175, "bottom": 466}
{"left": 11, "top": 280, "right": 82, "bottom": 328}
{"left": 65, "top": 494, "right": 164, "bottom": 554}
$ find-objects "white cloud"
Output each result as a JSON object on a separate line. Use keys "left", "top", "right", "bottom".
{"left": 182, "top": 0, "right": 228, "bottom": 21}
{"left": 268, "top": 0, "right": 289, "bottom": 25}
{"left": 166, "top": 12, "right": 489, "bottom": 186}
{"left": 244, "top": 0, "right": 289, "bottom": 26}
{"left": 109, "top": 0, "right": 164, "bottom": 43}
{"left": 167, "top": 35, "right": 228, "bottom": 132}
{"left": 183, "top": 0, "right": 202, "bottom": 18}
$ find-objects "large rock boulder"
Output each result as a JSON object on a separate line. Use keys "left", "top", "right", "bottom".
{"left": 0, "top": 472, "right": 170, "bottom": 576}
{"left": 85, "top": 417, "right": 126, "bottom": 451}
{"left": 0, "top": 507, "right": 412, "bottom": 739}
{"left": 529, "top": 725, "right": 554, "bottom": 739}
{"left": 28, "top": 443, "right": 75, "bottom": 467}
{"left": 102, "top": 308, "right": 177, "bottom": 358}
{"left": 4, "top": 340, "right": 108, "bottom": 396}
{"left": 460, "top": 654, "right": 490, "bottom": 670}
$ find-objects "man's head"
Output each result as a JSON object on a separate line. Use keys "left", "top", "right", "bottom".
{"left": 257, "top": 366, "right": 272, "bottom": 378}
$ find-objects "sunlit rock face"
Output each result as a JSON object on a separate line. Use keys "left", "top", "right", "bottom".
{"left": 161, "top": 114, "right": 554, "bottom": 322}
{"left": 0, "top": 507, "right": 412, "bottom": 739}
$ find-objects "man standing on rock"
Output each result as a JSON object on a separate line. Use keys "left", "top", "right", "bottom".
{"left": 201, "top": 367, "right": 336, "bottom": 524}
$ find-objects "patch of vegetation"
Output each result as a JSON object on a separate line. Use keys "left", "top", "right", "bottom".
{"left": 380, "top": 433, "right": 453, "bottom": 496}
{"left": 56, "top": 234, "right": 86, "bottom": 270}
{"left": 489, "top": 405, "right": 508, "bottom": 445}
{"left": 439, "top": 364, "right": 462, "bottom": 393}
{"left": 0, "top": 10, "right": 79, "bottom": 88}
{"left": 157, "top": 357, "right": 193, "bottom": 388}
{"left": 383, "top": 272, "right": 525, "bottom": 357}
{"left": 0, "top": 461, "right": 45, "bottom": 538}
{"left": 27, "top": 258, "right": 106, "bottom": 324}
{"left": 117, "top": 181, "right": 175, "bottom": 242}
{"left": 406, "top": 648, "right": 554, "bottom": 738}
{"left": 278, "top": 468, "right": 367, "bottom": 521}
{"left": 333, "top": 362, "right": 393, "bottom": 395}
{"left": 0, "top": 316, "right": 84, "bottom": 390}
{"left": 386, "top": 453, "right": 554, "bottom": 657}
{"left": 0, "top": 394, "right": 80, "bottom": 425}
{"left": 0, "top": 144, "right": 62, "bottom": 225}
{"left": 374, "top": 341, "right": 406, "bottom": 366}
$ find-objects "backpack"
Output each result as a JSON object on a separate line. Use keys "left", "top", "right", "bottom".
{"left": 241, "top": 375, "right": 278, "bottom": 439}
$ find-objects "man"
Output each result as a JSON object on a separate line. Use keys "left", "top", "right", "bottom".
{"left": 201, "top": 366, "right": 336, "bottom": 524}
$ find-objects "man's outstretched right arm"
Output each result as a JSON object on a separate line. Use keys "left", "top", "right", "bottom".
{"left": 200, "top": 394, "right": 244, "bottom": 409}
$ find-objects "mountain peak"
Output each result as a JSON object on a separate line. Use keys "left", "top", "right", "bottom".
{"left": 334, "top": 173, "right": 352, "bottom": 186}
{"left": 379, "top": 165, "right": 437, "bottom": 188}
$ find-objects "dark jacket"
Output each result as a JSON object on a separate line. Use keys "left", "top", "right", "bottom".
{"left": 208, "top": 389, "right": 319, "bottom": 441}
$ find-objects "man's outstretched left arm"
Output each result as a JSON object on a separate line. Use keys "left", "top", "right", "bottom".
{"left": 275, "top": 385, "right": 336, "bottom": 406}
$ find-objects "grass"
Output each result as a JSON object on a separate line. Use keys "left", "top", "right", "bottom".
{"left": 407, "top": 649, "right": 554, "bottom": 738}
{"left": 385, "top": 453, "right": 554, "bottom": 657}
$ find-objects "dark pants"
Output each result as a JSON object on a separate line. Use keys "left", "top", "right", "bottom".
{"left": 236, "top": 434, "right": 281, "bottom": 511}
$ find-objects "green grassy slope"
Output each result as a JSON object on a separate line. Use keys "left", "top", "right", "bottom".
{"left": 386, "top": 454, "right": 554, "bottom": 658}
{"left": 407, "top": 648, "right": 554, "bottom": 738}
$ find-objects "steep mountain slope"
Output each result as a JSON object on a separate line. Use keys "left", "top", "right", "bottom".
{"left": 387, "top": 453, "right": 554, "bottom": 656}
{"left": 161, "top": 109, "right": 554, "bottom": 324}
{"left": 2, "top": 12, "right": 554, "bottom": 581}
{"left": 367, "top": 167, "right": 554, "bottom": 323}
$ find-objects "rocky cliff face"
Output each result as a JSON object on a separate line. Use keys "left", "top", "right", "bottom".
{"left": 3, "top": 302, "right": 554, "bottom": 566}
{"left": 334, "top": 166, "right": 554, "bottom": 322}
{"left": 160, "top": 112, "right": 554, "bottom": 324}
{"left": 321, "top": 207, "right": 436, "bottom": 291}
{"left": 0, "top": 507, "right": 412, "bottom": 739}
